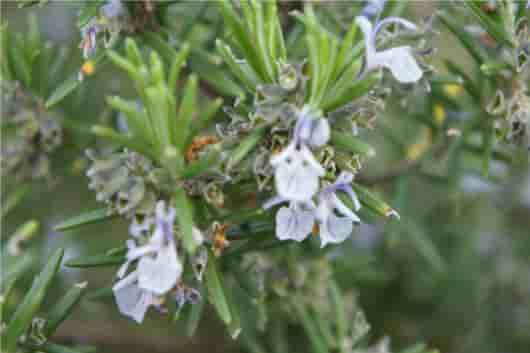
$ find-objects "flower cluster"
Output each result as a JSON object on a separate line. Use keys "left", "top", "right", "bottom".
{"left": 67, "top": 0, "right": 424, "bottom": 329}
{"left": 218, "top": 2, "right": 421, "bottom": 247}
{"left": 263, "top": 107, "right": 363, "bottom": 247}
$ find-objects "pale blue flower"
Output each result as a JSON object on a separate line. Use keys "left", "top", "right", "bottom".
{"left": 264, "top": 196, "right": 316, "bottom": 242}
{"left": 101, "top": 0, "right": 124, "bottom": 19}
{"left": 276, "top": 202, "right": 316, "bottom": 242}
{"left": 315, "top": 172, "right": 361, "bottom": 247}
{"left": 271, "top": 144, "right": 324, "bottom": 202}
{"left": 270, "top": 106, "right": 329, "bottom": 202}
{"left": 361, "top": 0, "right": 386, "bottom": 18}
{"left": 113, "top": 271, "right": 156, "bottom": 323}
{"left": 113, "top": 201, "right": 182, "bottom": 322}
{"left": 80, "top": 20, "right": 99, "bottom": 59}
{"left": 356, "top": 15, "right": 423, "bottom": 83}
{"left": 100, "top": 0, "right": 127, "bottom": 47}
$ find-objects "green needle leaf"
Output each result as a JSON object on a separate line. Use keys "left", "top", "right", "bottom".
{"left": 205, "top": 252, "right": 232, "bottom": 325}
{"left": 174, "top": 188, "right": 196, "bottom": 254}
{"left": 45, "top": 282, "right": 87, "bottom": 335}
{"left": 226, "top": 126, "right": 267, "bottom": 171}
{"left": 351, "top": 184, "right": 400, "bottom": 220}
{"left": 174, "top": 75, "right": 198, "bottom": 150}
{"left": 64, "top": 253, "right": 125, "bottom": 268}
{"left": 330, "top": 130, "right": 376, "bottom": 158}
{"left": 45, "top": 75, "right": 80, "bottom": 109}
{"left": 3, "top": 248, "right": 64, "bottom": 352}
{"left": 54, "top": 209, "right": 116, "bottom": 232}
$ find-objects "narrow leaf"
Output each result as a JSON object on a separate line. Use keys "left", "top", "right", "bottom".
{"left": 174, "top": 189, "right": 196, "bottom": 254}
{"left": 45, "top": 282, "right": 87, "bottom": 335}
{"left": 331, "top": 130, "right": 376, "bottom": 157}
{"left": 3, "top": 248, "right": 64, "bottom": 352}
{"left": 205, "top": 252, "right": 232, "bottom": 325}
{"left": 65, "top": 253, "right": 124, "bottom": 268}
{"left": 45, "top": 75, "right": 80, "bottom": 109}
{"left": 226, "top": 127, "right": 267, "bottom": 170}
{"left": 54, "top": 209, "right": 115, "bottom": 232}
{"left": 174, "top": 75, "right": 198, "bottom": 150}
{"left": 351, "top": 184, "right": 400, "bottom": 219}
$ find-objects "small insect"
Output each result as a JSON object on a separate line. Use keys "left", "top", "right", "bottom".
{"left": 185, "top": 135, "right": 219, "bottom": 161}
{"left": 212, "top": 223, "right": 230, "bottom": 257}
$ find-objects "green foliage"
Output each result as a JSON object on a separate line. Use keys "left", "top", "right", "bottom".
{"left": 1, "top": 2, "right": 530, "bottom": 353}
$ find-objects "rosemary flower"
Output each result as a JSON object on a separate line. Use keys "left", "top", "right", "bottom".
{"left": 113, "top": 201, "right": 182, "bottom": 323}
{"left": 356, "top": 15, "right": 423, "bottom": 83}
{"left": 270, "top": 106, "right": 329, "bottom": 202}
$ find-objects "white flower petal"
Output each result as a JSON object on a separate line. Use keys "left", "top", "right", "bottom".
{"left": 126, "top": 244, "right": 158, "bottom": 261}
{"left": 309, "top": 119, "right": 330, "bottom": 147}
{"left": 263, "top": 195, "right": 287, "bottom": 210}
{"left": 137, "top": 245, "right": 182, "bottom": 295}
{"left": 274, "top": 153, "right": 322, "bottom": 201}
{"left": 297, "top": 112, "right": 313, "bottom": 142}
{"left": 114, "top": 281, "right": 153, "bottom": 323}
{"left": 355, "top": 16, "right": 376, "bottom": 59}
{"left": 299, "top": 145, "right": 325, "bottom": 176}
{"left": 320, "top": 214, "right": 353, "bottom": 248}
{"left": 276, "top": 206, "right": 314, "bottom": 242}
{"left": 155, "top": 200, "right": 176, "bottom": 225}
{"left": 375, "top": 17, "right": 418, "bottom": 35}
{"left": 375, "top": 46, "right": 422, "bottom": 83}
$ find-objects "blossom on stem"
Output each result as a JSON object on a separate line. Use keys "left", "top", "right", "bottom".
{"left": 361, "top": 0, "right": 386, "bottom": 18}
{"left": 265, "top": 172, "right": 362, "bottom": 247}
{"left": 356, "top": 15, "right": 423, "bottom": 83}
{"left": 315, "top": 172, "right": 362, "bottom": 247}
{"left": 79, "top": 1, "right": 126, "bottom": 59}
{"left": 113, "top": 201, "right": 182, "bottom": 323}
{"left": 79, "top": 20, "right": 99, "bottom": 59}
{"left": 270, "top": 106, "right": 329, "bottom": 202}
{"left": 101, "top": 0, "right": 124, "bottom": 19}
{"left": 100, "top": 0, "right": 127, "bottom": 47}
